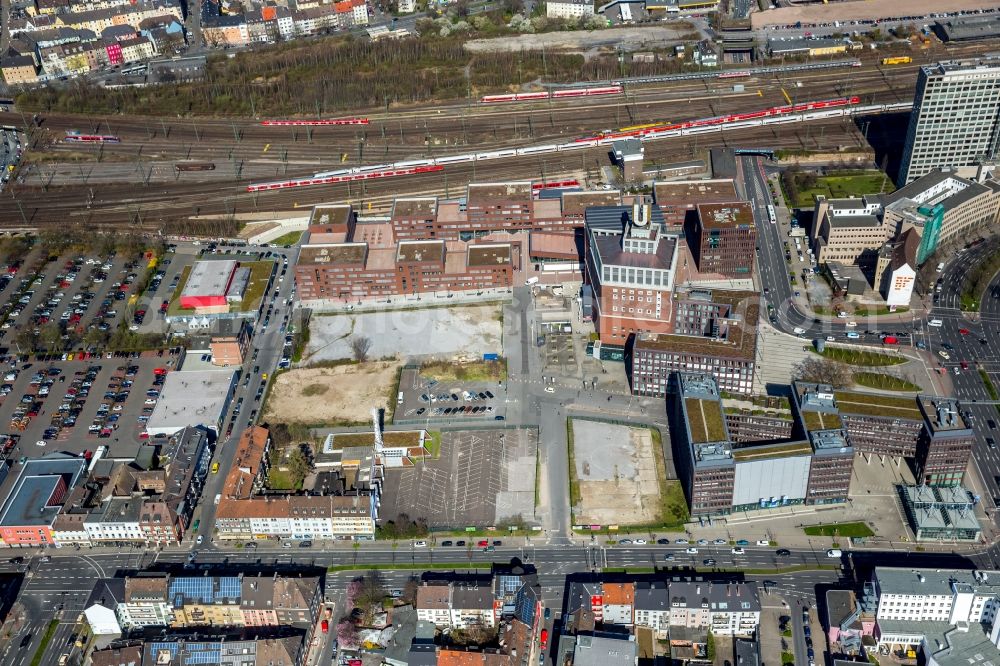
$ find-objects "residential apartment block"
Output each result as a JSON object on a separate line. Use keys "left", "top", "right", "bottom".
{"left": 90, "top": 636, "right": 305, "bottom": 666}
{"left": 545, "top": 0, "right": 595, "bottom": 20}
{"left": 415, "top": 581, "right": 496, "bottom": 629}
{"left": 214, "top": 425, "right": 378, "bottom": 540}
{"left": 83, "top": 572, "right": 322, "bottom": 635}
{"left": 899, "top": 59, "right": 1000, "bottom": 185}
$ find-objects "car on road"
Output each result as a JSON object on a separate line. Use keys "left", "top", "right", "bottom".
{"left": 938, "top": 350, "right": 951, "bottom": 360}
{"left": 756, "top": 539, "right": 770, "bottom": 546}
{"left": 544, "top": 386, "right": 555, "bottom": 393}
{"left": 775, "top": 549, "right": 791, "bottom": 557}
{"left": 736, "top": 539, "right": 749, "bottom": 546}
{"left": 414, "top": 541, "right": 428, "bottom": 548}
{"left": 731, "top": 547, "right": 745, "bottom": 555}
{"left": 456, "top": 540, "right": 466, "bottom": 546}
{"left": 633, "top": 539, "right": 647, "bottom": 545}
{"left": 989, "top": 419, "right": 997, "bottom": 430}
{"left": 300, "top": 540, "right": 312, "bottom": 548}
{"left": 196, "top": 535, "right": 204, "bottom": 545}
{"left": 987, "top": 437, "right": 996, "bottom": 449}
{"left": 618, "top": 539, "right": 632, "bottom": 545}
{"left": 685, "top": 547, "right": 699, "bottom": 554}
{"left": 703, "top": 558, "right": 716, "bottom": 566}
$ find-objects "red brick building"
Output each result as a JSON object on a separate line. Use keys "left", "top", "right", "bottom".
{"left": 583, "top": 202, "right": 679, "bottom": 344}
{"left": 688, "top": 202, "right": 756, "bottom": 278}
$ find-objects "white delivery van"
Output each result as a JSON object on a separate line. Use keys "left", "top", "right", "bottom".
{"left": 928, "top": 319, "right": 943, "bottom": 327}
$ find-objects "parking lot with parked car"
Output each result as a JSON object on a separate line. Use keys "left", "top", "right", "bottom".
{"left": 396, "top": 367, "right": 506, "bottom": 422}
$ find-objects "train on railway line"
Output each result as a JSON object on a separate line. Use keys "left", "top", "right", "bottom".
{"left": 246, "top": 165, "right": 443, "bottom": 192}
{"left": 585, "top": 96, "right": 862, "bottom": 142}
{"left": 248, "top": 98, "right": 909, "bottom": 193}
{"left": 259, "top": 118, "right": 370, "bottom": 126}
{"left": 480, "top": 86, "right": 622, "bottom": 104}
{"left": 175, "top": 162, "right": 216, "bottom": 172}
{"left": 64, "top": 132, "right": 120, "bottom": 143}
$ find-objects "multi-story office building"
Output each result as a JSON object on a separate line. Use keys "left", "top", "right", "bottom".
{"left": 653, "top": 179, "right": 739, "bottom": 230}
{"left": 671, "top": 375, "right": 853, "bottom": 517}
{"left": 631, "top": 290, "right": 758, "bottom": 396}
{"left": 898, "top": 59, "right": 1000, "bottom": 185}
{"left": 688, "top": 202, "right": 756, "bottom": 277}
{"left": 883, "top": 168, "right": 1000, "bottom": 250}
{"left": 916, "top": 396, "right": 974, "bottom": 486}
{"left": 811, "top": 196, "right": 892, "bottom": 266}
{"left": 583, "top": 202, "right": 679, "bottom": 344}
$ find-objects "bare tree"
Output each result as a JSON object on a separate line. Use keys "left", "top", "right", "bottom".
{"left": 350, "top": 335, "right": 372, "bottom": 362}
{"left": 793, "top": 356, "right": 852, "bottom": 388}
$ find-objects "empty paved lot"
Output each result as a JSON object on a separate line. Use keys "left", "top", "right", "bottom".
{"left": 381, "top": 428, "right": 538, "bottom": 528}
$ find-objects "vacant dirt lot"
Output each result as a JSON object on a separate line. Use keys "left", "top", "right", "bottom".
{"left": 464, "top": 25, "right": 691, "bottom": 53}
{"left": 572, "top": 420, "right": 660, "bottom": 526}
{"left": 264, "top": 361, "right": 400, "bottom": 424}
{"left": 306, "top": 305, "right": 502, "bottom": 362}
{"left": 752, "top": 0, "right": 996, "bottom": 27}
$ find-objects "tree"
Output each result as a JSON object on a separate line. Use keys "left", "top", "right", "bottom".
{"left": 793, "top": 356, "right": 852, "bottom": 388}
{"left": 39, "top": 323, "right": 62, "bottom": 353}
{"left": 350, "top": 335, "right": 372, "bottom": 362}
{"left": 13, "top": 327, "right": 38, "bottom": 354}
{"left": 336, "top": 619, "right": 359, "bottom": 648}
{"left": 286, "top": 446, "right": 312, "bottom": 485}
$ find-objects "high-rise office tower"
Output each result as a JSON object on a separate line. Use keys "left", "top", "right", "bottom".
{"left": 898, "top": 59, "right": 1000, "bottom": 186}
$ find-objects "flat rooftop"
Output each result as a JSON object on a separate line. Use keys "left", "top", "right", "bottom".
{"left": 310, "top": 204, "right": 353, "bottom": 226}
{"left": 636, "top": 293, "right": 758, "bottom": 361}
{"left": 919, "top": 396, "right": 972, "bottom": 433}
{"left": 397, "top": 241, "right": 444, "bottom": 264}
{"left": 686, "top": 397, "right": 727, "bottom": 444}
{"left": 182, "top": 259, "right": 237, "bottom": 298}
{"left": 298, "top": 243, "right": 368, "bottom": 266}
{"left": 561, "top": 191, "right": 621, "bottom": 216}
{"left": 834, "top": 391, "right": 923, "bottom": 421}
{"left": 392, "top": 197, "right": 438, "bottom": 218}
{"left": 697, "top": 202, "right": 753, "bottom": 229}
{"left": 467, "top": 244, "right": 512, "bottom": 267}
{"left": 467, "top": 182, "right": 532, "bottom": 204}
{"left": 936, "top": 16, "right": 1000, "bottom": 41}
{"left": 732, "top": 440, "right": 812, "bottom": 461}
{"left": 801, "top": 410, "right": 842, "bottom": 432}
{"left": 654, "top": 179, "right": 738, "bottom": 205}
{"left": 146, "top": 369, "right": 236, "bottom": 434}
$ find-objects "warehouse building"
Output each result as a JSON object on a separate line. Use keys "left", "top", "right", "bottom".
{"left": 179, "top": 259, "right": 240, "bottom": 313}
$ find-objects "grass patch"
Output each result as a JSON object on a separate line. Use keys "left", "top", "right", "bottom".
{"left": 982, "top": 369, "right": 999, "bottom": 401}
{"left": 327, "top": 562, "right": 492, "bottom": 573}
{"left": 165, "top": 264, "right": 192, "bottom": 316}
{"left": 789, "top": 172, "right": 894, "bottom": 208}
{"left": 601, "top": 567, "right": 656, "bottom": 574}
{"left": 28, "top": 619, "right": 59, "bottom": 666}
{"left": 301, "top": 383, "right": 328, "bottom": 397}
{"left": 567, "top": 418, "right": 580, "bottom": 519}
{"left": 420, "top": 359, "right": 507, "bottom": 382}
{"left": 535, "top": 447, "right": 541, "bottom": 508}
{"left": 425, "top": 430, "right": 442, "bottom": 458}
{"left": 803, "top": 522, "right": 874, "bottom": 538}
{"left": 854, "top": 305, "right": 909, "bottom": 316}
{"left": 333, "top": 431, "right": 423, "bottom": 448}
{"left": 270, "top": 231, "right": 303, "bottom": 246}
{"left": 816, "top": 347, "right": 906, "bottom": 367}
{"left": 853, "top": 372, "right": 921, "bottom": 392}
{"left": 235, "top": 261, "right": 275, "bottom": 312}
{"left": 782, "top": 652, "right": 795, "bottom": 666}
{"left": 267, "top": 467, "right": 302, "bottom": 491}
{"left": 653, "top": 427, "right": 688, "bottom": 530}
